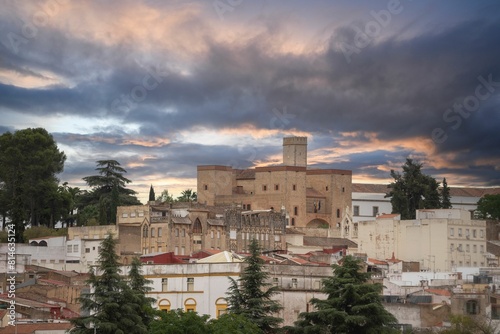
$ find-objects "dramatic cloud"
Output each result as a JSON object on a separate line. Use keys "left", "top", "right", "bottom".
{"left": 1, "top": 0, "right": 499, "bottom": 201}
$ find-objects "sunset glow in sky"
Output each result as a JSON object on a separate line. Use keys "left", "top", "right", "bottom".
{"left": 1, "top": 1, "right": 499, "bottom": 202}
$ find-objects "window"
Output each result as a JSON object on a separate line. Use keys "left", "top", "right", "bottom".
{"left": 480, "top": 230, "right": 484, "bottom": 238}
{"left": 342, "top": 187, "right": 345, "bottom": 192}
{"left": 185, "top": 298, "right": 196, "bottom": 312}
{"left": 291, "top": 278, "right": 298, "bottom": 289}
{"left": 211, "top": 230, "right": 214, "bottom": 239}
{"left": 187, "top": 278, "right": 194, "bottom": 291}
{"left": 313, "top": 280, "right": 321, "bottom": 289}
{"left": 215, "top": 298, "right": 228, "bottom": 318}
{"left": 458, "top": 244, "right": 463, "bottom": 252}
{"left": 326, "top": 186, "right": 329, "bottom": 191}
{"left": 193, "top": 219, "right": 202, "bottom": 233}
{"left": 204, "top": 184, "right": 208, "bottom": 190}
{"left": 151, "top": 228, "right": 155, "bottom": 238}
{"left": 175, "top": 228, "right": 179, "bottom": 237}
{"left": 372, "top": 206, "right": 379, "bottom": 217}
{"left": 130, "top": 212, "right": 136, "bottom": 217}
{"left": 181, "top": 229, "right": 185, "bottom": 237}
{"left": 85, "top": 248, "right": 90, "bottom": 253}
{"left": 122, "top": 213, "right": 128, "bottom": 218}
{"left": 353, "top": 206, "right": 359, "bottom": 216}
{"left": 294, "top": 206, "right": 298, "bottom": 215}
{"left": 158, "top": 299, "right": 171, "bottom": 312}
{"left": 273, "top": 278, "right": 279, "bottom": 286}
{"left": 262, "top": 185, "right": 267, "bottom": 191}
{"left": 466, "top": 244, "right": 470, "bottom": 253}
{"left": 450, "top": 228, "right": 454, "bottom": 237}
{"left": 466, "top": 229, "right": 470, "bottom": 237}
{"left": 450, "top": 243, "right": 454, "bottom": 252}
{"left": 466, "top": 300, "right": 479, "bottom": 315}
{"left": 175, "top": 246, "right": 179, "bottom": 255}
{"left": 73, "top": 245, "right": 78, "bottom": 252}
{"left": 181, "top": 246, "right": 185, "bottom": 255}
{"left": 247, "top": 204, "right": 251, "bottom": 210}
{"left": 158, "top": 228, "right": 162, "bottom": 237}
{"left": 473, "top": 229, "right": 477, "bottom": 238}
{"left": 273, "top": 184, "right": 278, "bottom": 191}
{"left": 473, "top": 245, "right": 477, "bottom": 253}
{"left": 458, "top": 228, "right": 462, "bottom": 237}
{"left": 292, "top": 184, "right": 296, "bottom": 191}
{"left": 217, "top": 231, "right": 220, "bottom": 239}
{"left": 162, "top": 278, "right": 168, "bottom": 292}
{"left": 143, "top": 226, "right": 148, "bottom": 237}
{"left": 291, "top": 218, "right": 295, "bottom": 226}
{"left": 480, "top": 245, "right": 484, "bottom": 253}
{"left": 337, "top": 209, "right": 341, "bottom": 218}
{"left": 67, "top": 245, "right": 72, "bottom": 253}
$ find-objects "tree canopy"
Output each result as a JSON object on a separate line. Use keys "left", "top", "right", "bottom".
{"left": 71, "top": 235, "right": 150, "bottom": 334}
{"left": 177, "top": 189, "right": 197, "bottom": 202}
{"left": 79, "top": 160, "right": 141, "bottom": 225}
{"left": 441, "top": 177, "right": 452, "bottom": 209}
{"left": 289, "top": 256, "right": 398, "bottom": 334}
{"left": 386, "top": 159, "right": 444, "bottom": 219}
{"left": 157, "top": 189, "right": 175, "bottom": 203}
{"left": 226, "top": 238, "right": 282, "bottom": 333}
{"left": 149, "top": 185, "right": 156, "bottom": 202}
{"left": 477, "top": 194, "right": 500, "bottom": 220}
{"left": 0, "top": 128, "right": 66, "bottom": 241}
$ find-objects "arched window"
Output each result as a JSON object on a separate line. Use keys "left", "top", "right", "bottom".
{"left": 30, "top": 241, "right": 39, "bottom": 246}
{"left": 184, "top": 298, "right": 196, "bottom": 312}
{"left": 192, "top": 219, "right": 202, "bottom": 234}
{"left": 143, "top": 225, "right": 148, "bottom": 238}
{"left": 215, "top": 298, "right": 228, "bottom": 318}
{"left": 38, "top": 240, "right": 47, "bottom": 247}
{"left": 158, "top": 299, "right": 171, "bottom": 312}
{"left": 466, "top": 300, "right": 478, "bottom": 315}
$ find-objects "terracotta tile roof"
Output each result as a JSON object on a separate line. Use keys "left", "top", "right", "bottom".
{"left": 376, "top": 214, "right": 400, "bottom": 219}
{"left": 368, "top": 258, "right": 388, "bottom": 265}
{"left": 303, "top": 237, "right": 357, "bottom": 248}
{"left": 171, "top": 217, "right": 191, "bottom": 225}
{"left": 306, "top": 187, "right": 326, "bottom": 198}
{"left": 236, "top": 169, "right": 255, "bottom": 180}
{"left": 425, "top": 288, "right": 452, "bottom": 297}
{"left": 0, "top": 322, "right": 73, "bottom": 334}
{"left": 353, "top": 183, "right": 500, "bottom": 198}
{"left": 285, "top": 227, "right": 305, "bottom": 235}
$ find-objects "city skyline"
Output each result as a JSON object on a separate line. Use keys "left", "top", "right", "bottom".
{"left": 1, "top": 1, "right": 499, "bottom": 203}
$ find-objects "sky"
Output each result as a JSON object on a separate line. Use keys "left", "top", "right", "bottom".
{"left": 1, "top": 0, "right": 500, "bottom": 203}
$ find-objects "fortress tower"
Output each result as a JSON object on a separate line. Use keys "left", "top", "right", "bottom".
{"left": 283, "top": 136, "right": 307, "bottom": 167}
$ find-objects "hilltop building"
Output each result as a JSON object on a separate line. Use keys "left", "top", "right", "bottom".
{"left": 197, "top": 137, "right": 352, "bottom": 230}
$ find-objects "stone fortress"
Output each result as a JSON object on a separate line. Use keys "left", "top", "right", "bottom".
{"left": 197, "top": 136, "right": 352, "bottom": 230}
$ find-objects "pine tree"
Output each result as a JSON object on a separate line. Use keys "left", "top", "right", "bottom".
{"left": 226, "top": 238, "right": 282, "bottom": 333}
{"left": 386, "top": 159, "right": 441, "bottom": 219}
{"left": 128, "top": 257, "right": 155, "bottom": 328}
{"left": 71, "top": 235, "right": 148, "bottom": 334}
{"left": 289, "top": 256, "right": 398, "bottom": 334}
{"left": 149, "top": 185, "right": 155, "bottom": 202}
{"left": 441, "top": 178, "right": 452, "bottom": 209}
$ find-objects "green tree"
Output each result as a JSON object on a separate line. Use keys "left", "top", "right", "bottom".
{"left": 157, "top": 189, "right": 175, "bottom": 203}
{"left": 477, "top": 194, "right": 500, "bottom": 220}
{"left": 0, "top": 128, "right": 66, "bottom": 242}
{"left": 209, "top": 313, "right": 263, "bottom": 334}
{"left": 149, "top": 185, "right": 156, "bottom": 202}
{"left": 226, "top": 238, "right": 282, "bottom": 333}
{"left": 177, "top": 189, "right": 197, "bottom": 202}
{"left": 441, "top": 178, "right": 452, "bottom": 209}
{"left": 289, "top": 256, "right": 398, "bottom": 334}
{"left": 386, "top": 159, "right": 441, "bottom": 219}
{"left": 71, "top": 234, "right": 148, "bottom": 334}
{"left": 149, "top": 309, "right": 210, "bottom": 334}
{"left": 128, "top": 257, "right": 155, "bottom": 328}
{"left": 440, "top": 315, "right": 497, "bottom": 334}
{"left": 80, "top": 160, "right": 141, "bottom": 225}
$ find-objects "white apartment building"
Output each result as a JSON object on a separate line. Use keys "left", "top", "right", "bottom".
{"left": 124, "top": 262, "right": 331, "bottom": 326}
{"left": 353, "top": 209, "right": 488, "bottom": 272}
{"left": 351, "top": 184, "right": 500, "bottom": 223}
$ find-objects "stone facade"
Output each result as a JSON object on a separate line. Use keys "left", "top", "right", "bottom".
{"left": 197, "top": 137, "right": 352, "bottom": 230}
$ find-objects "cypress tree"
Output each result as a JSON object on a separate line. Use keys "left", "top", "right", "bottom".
{"left": 441, "top": 178, "right": 452, "bottom": 209}
{"left": 149, "top": 185, "right": 155, "bottom": 202}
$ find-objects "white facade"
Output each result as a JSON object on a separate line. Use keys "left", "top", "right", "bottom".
{"left": 354, "top": 209, "right": 487, "bottom": 272}
{"left": 123, "top": 262, "right": 331, "bottom": 326}
{"left": 1, "top": 242, "right": 67, "bottom": 270}
{"left": 351, "top": 183, "right": 500, "bottom": 223}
